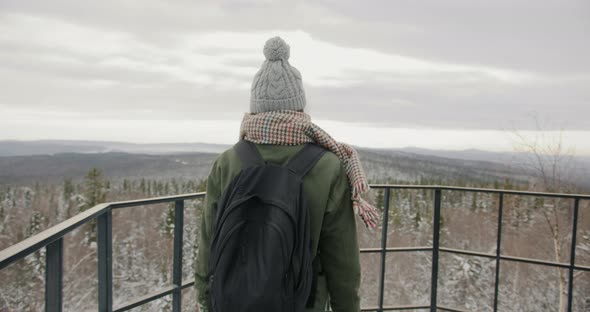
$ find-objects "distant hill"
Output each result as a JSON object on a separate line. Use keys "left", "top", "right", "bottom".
{"left": 0, "top": 140, "right": 231, "bottom": 156}
{"left": 3, "top": 140, "right": 589, "bottom": 167}
{"left": 0, "top": 148, "right": 531, "bottom": 188}
{"left": 0, "top": 152, "right": 218, "bottom": 184}
{"left": 398, "top": 146, "right": 522, "bottom": 164}
{"left": 0, "top": 140, "right": 588, "bottom": 191}
{"left": 392, "top": 146, "right": 590, "bottom": 190}
{"left": 356, "top": 147, "right": 532, "bottom": 186}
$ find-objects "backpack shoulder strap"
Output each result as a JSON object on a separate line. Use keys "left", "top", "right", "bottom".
{"left": 234, "top": 140, "right": 265, "bottom": 169}
{"left": 285, "top": 143, "right": 327, "bottom": 179}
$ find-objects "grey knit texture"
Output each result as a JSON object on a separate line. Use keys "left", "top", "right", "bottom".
{"left": 250, "top": 37, "right": 306, "bottom": 113}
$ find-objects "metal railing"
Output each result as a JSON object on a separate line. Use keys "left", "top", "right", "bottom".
{"left": 0, "top": 193, "right": 203, "bottom": 312}
{"left": 1, "top": 185, "right": 589, "bottom": 312}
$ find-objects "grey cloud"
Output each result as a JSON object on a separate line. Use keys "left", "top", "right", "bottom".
{"left": 311, "top": 0, "right": 590, "bottom": 75}
{"left": 3, "top": 0, "right": 588, "bottom": 76}
{"left": 307, "top": 78, "right": 590, "bottom": 130}
{"left": 0, "top": 0, "right": 588, "bottom": 132}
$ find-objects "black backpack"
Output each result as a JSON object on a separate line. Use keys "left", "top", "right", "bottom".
{"left": 208, "top": 140, "right": 326, "bottom": 312}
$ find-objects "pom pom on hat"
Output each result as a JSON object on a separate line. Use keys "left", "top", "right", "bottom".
{"left": 263, "top": 36, "right": 290, "bottom": 61}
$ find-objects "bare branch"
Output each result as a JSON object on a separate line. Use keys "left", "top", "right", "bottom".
{"left": 506, "top": 112, "right": 577, "bottom": 312}
{"left": 573, "top": 270, "right": 587, "bottom": 279}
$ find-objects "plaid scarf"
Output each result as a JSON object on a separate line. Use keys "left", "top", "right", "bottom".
{"left": 239, "top": 110, "right": 379, "bottom": 228}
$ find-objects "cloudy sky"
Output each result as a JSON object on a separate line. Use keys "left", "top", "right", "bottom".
{"left": 1, "top": 0, "right": 589, "bottom": 153}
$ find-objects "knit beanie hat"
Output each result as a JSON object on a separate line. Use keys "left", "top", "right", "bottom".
{"left": 250, "top": 37, "right": 306, "bottom": 113}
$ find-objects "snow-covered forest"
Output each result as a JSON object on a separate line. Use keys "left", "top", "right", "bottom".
{"left": 0, "top": 150, "right": 589, "bottom": 311}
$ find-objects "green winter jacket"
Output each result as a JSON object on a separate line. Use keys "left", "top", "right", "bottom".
{"left": 194, "top": 143, "right": 361, "bottom": 312}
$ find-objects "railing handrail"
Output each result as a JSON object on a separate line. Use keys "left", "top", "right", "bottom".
{"left": 3, "top": 185, "right": 589, "bottom": 269}
{"left": 370, "top": 184, "right": 590, "bottom": 199}
{"left": 0, "top": 192, "right": 205, "bottom": 270}
{"left": 1, "top": 185, "right": 588, "bottom": 312}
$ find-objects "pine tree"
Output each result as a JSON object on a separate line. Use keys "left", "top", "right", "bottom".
{"left": 187, "top": 180, "right": 196, "bottom": 192}
{"left": 83, "top": 168, "right": 106, "bottom": 212}
{"left": 157, "top": 181, "right": 164, "bottom": 195}
{"left": 196, "top": 179, "right": 207, "bottom": 192}
{"left": 82, "top": 168, "right": 106, "bottom": 243}
{"left": 503, "top": 178, "right": 513, "bottom": 190}
{"left": 63, "top": 179, "right": 74, "bottom": 201}
{"left": 163, "top": 203, "right": 175, "bottom": 236}
{"left": 27, "top": 211, "right": 44, "bottom": 237}
{"left": 172, "top": 178, "right": 179, "bottom": 194}
{"left": 153, "top": 181, "right": 158, "bottom": 195}
{"left": 63, "top": 179, "right": 74, "bottom": 218}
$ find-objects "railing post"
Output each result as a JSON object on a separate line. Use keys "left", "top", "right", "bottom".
{"left": 172, "top": 200, "right": 184, "bottom": 312}
{"left": 493, "top": 192, "right": 504, "bottom": 311}
{"left": 566, "top": 198, "right": 580, "bottom": 312}
{"left": 377, "top": 188, "right": 391, "bottom": 312}
{"left": 430, "top": 188, "right": 442, "bottom": 312}
{"left": 45, "top": 237, "right": 63, "bottom": 312}
{"left": 98, "top": 210, "right": 113, "bottom": 312}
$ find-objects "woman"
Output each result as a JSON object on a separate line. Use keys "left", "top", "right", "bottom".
{"left": 195, "top": 36, "right": 377, "bottom": 312}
